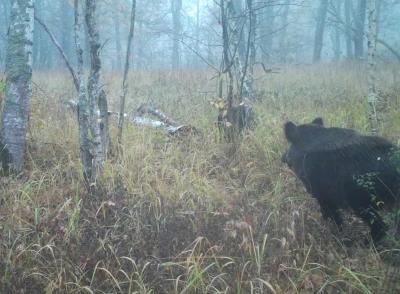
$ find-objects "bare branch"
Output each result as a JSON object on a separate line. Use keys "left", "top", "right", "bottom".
{"left": 34, "top": 16, "right": 79, "bottom": 92}
{"left": 118, "top": 0, "right": 137, "bottom": 144}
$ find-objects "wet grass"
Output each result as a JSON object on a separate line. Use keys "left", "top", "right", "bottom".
{"left": 0, "top": 63, "right": 400, "bottom": 293}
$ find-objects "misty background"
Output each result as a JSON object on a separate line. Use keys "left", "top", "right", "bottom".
{"left": 1, "top": 0, "right": 400, "bottom": 72}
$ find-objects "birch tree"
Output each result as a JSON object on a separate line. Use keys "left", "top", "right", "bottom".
{"left": 85, "top": 0, "right": 110, "bottom": 181}
{"left": 367, "top": 0, "right": 379, "bottom": 134}
{"left": 1, "top": 0, "right": 34, "bottom": 172}
{"left": 74, "top": 0, "right": 91, "bottom": 180}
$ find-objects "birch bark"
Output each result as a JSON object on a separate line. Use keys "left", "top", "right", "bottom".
{"left": 1, "top": 0, "right": 34, "bottom": 172}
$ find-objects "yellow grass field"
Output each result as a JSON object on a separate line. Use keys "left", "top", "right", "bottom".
{"left": 1, "top": 63, "right": 400, "bottom": 293}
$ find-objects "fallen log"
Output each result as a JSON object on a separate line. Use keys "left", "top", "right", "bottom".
{"left": 64, "top": 100, "right": 198, "bottom": 136}
{"left": 136, "top": 103, "right": 179, "bottom": 127}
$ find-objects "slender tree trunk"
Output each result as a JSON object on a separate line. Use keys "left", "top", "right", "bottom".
{"left": 220, "top": 0, "right": 234, "bottom": 142}
{"left": 241, "top": 0, "right": 255, "bottom": 99}
{"left": 1, "top": 0, "right": 34, "bottom": 172}
{"left": 74, "top": 0, "right": 91, "bottom": 180}
{"left": 367, "top": 0, "right": 379, "bottom": 134}
{"left": 313, "top": 0, "right": 329, "bottom": 63}
{"left": 171, "top": 0, "right": 182, "bottom": 68}
{"left": 85, "top": 0, "right": 108, "bottom": 181}
{"left": 279, "top": 1, "right": 291, "bottom": 63}
{"left": 117, "top": 0, "right": 136, "bottom": 144}
{"left": 344, "top": 0, "right": 354, "bottom": 59}
{"left": 354, "top": 0, "right": 366, "bottom": 59}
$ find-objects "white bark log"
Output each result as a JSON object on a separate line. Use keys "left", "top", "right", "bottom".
{"left": 1, "top": 0, "right": 34, "bottom": 172}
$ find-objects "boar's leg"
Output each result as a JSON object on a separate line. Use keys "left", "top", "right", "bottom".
{"left": 317, "top": 198, "right": 343, "bottom": 229}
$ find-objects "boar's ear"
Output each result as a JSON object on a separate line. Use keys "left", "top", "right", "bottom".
{"left": 284, "top": 121, "right": 299, "bottom": 143}
{"left": 311, "top": 117, "right": 323, "bottom": 126}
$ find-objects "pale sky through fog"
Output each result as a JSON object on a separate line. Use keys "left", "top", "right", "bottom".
{"left": 185, "top": 0, "right": 212, "bottom": 17}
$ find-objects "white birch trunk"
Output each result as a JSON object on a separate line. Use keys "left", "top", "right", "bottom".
{"left": 367, "top": 0, "right": 379, "bottom": 134}
{"left": 1, "top": 0, "right": 34, "bottom": 172}
{"left": 85, "top": 0, "right": 106, "bottom": 181}
{"left": 74, "top": 0, "right": 92, "bottom": 180}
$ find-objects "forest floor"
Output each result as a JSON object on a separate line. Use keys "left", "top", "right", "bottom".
{"left": 1, "top": 63, "right": 400, "bottom": 293}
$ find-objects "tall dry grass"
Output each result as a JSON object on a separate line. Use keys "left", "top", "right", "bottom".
{"left": 0, "top": 63, "right": 400, "bottom": 293}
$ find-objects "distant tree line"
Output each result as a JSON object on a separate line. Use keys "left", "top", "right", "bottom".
{"left": 1, "top": 0, "right": 400, "bottom": 71}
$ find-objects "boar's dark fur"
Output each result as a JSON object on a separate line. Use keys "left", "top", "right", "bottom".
{"left": 282, "top": 117, "right": 400, "bottom": 243}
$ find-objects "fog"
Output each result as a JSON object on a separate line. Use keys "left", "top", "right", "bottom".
{"left": 1, "top": 0, "right": 399, "bottom": 71}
